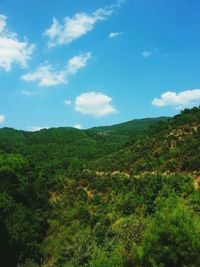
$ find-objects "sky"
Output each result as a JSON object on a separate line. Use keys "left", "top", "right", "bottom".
{"left": 0, "top": 0, "right": 200, "bottom": 131}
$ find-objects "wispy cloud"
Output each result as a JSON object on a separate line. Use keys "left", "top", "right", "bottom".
{"left": 67, "top": 52, "right": 92, "bottom": 74}
{"left": 0, "top": 14, "right": 34, "bottom": 71}
{"left": 142, "top": 49, "right": 158, "bottom": 58}
{"left": 21, "top": 64, "right": 67, "bottom": 86}
{"left": 0, "top": 114, "right": 5, "bottom": 124}
{"left": 109, "top": 31, "right": 122, "bottom": 38}
{"left": 142, "top": 51, "right": 152, "bottom": 58}
{"left": 20, "top": 90, "right": 36, "bottom": 96}
{"left": 21, "top": 52, "right": 92, "bottom": 87}
{"left": 75, "top": 91, "right": 117, "bottom": 117}
{"left": 64, "top": 99, "right": 72, "bottom": 106}
{"left": 44, "top": 1, "right": 124, "bottom": 47}
{"left": 152, "top": 89, "right": 200, "bottom": 109}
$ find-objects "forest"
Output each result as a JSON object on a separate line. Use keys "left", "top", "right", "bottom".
{"left": 1, "top": 107, "right": 200, "bottom": 267}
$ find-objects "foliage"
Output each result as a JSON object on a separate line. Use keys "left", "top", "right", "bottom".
{"left": 137, "top": 198, "right": 200, "bottom": 267}
{"left": 0, "top": 107, "right": 200, "bottom": 266}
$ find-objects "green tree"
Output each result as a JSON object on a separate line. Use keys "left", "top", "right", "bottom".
{"left": 137, "top": 198, "right": 200, "bottom": 267}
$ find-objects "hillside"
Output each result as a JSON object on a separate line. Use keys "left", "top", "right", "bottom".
{"left": 91, "top": 107, "right": 200, "bottom": 174}
{"left": 0, "top": 117, "right": 168, "bottom": 169}
{"left": 1, "top": 108, "right": 200, "bottom": 267}
{"left": 89, "top": 116, "right": 169, "bottom": 138}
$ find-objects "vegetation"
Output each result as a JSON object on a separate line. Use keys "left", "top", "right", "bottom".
{"left": 1, "top": 108, "right": 200, "bottom": 266}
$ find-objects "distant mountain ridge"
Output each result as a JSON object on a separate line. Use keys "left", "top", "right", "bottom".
{"left": 0, "top": 116, "right": 170, "bottom": 135}
{"left": 0, "top": 117, "right": 169, "bottom": 167}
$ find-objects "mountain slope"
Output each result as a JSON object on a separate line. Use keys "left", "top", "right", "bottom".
{"left": 91, "top": 107, "right": 200, "bottom": 174}
{"left": 40, "top": 108, "right": 200, "bottom": 267}
{"left": 0, "top": 117, "right": 169, "bottom": 168}
{"left": 1, "top": 108, "right": 200, "bottom": 267}
{"left": 89, "top": 116, "right": 169, "bottom": 137}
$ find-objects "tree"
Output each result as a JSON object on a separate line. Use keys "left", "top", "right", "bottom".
{"left": 137, "top": 197, "right": 200, "bottom": 267}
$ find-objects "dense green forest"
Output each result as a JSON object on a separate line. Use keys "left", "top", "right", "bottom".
{"left": 1, "top": 108, "right": 200, "bottom": 266}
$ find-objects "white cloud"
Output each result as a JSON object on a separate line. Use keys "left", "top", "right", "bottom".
{"left": 64, "top": 99, "right": 72, "bottom": 106}
{"left": 73, "top": 124, "right": 82, "bottom": 129}
{"left": 44, "top": 1, "right": 123, "bottom": 47}
{"left": 67, "top": 52, "right": 92, "bottom": 74}
{"left": 116, "top": 0, "right": 125, "bottom": 7}
{"left": 142, "top": 51, "right": 152, "bottom": 58}
{"left": 22, "top": 52, "right": 91, "bottom": 87}
{"left": 0, "top": 14, "right": 34, "bottom": 71}
{"left": 20, "top": 90, "right": 35, "bottom": 96}
{"left": 0, "top": 114, "right": 5, "bottom": 124}
{"left": 152, "top": 89, "right": 200, "bottom": 108}
{"left": 109, "top": 32, "right": 122, "bottom": 38}
{"left": 0, "top": 15, "right": 6, "bottom": 32}
{"left": 27, "top": 126, "right": 49, "bottom": 132}
{"left": 142, "top": 49, "right": 159, "bottom": 58}
{"left": 21, "top": 64, "right": 67, "bottom": 86}
{"left": 75, "top": 91, "right": 117, "bottom": 117}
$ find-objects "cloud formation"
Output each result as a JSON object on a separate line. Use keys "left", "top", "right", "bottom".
{"left": 152, "top": 89, "right": 200, "bottom": 108}
{"left": 109, "top": 32, "right": 122, "bottom": 38}
{"left": 64, "top": 99, "right": 72, "bottom": 106}
{"left": 0, "top": 114, "right": 5, "bottom": 124}
{"left": 22, "top": 52, "right": 91, "bottom": 87}
{"left": 67, "top": 52, "right": 92, "bottom": 74}
{"left": 22, "top": 64, "right": 67, "bottom": 86}
{"left": 75, "top": 91, "right": 117, "bottom": 117}
{"left": 142, "top": 51, "right": 152, "bottom": 58}
{"left": 20, "top": 90, "right": 36, "bottom": 96}
{"left": 0, "top": 14, "right": 34, "bottom": 71}
{"left": 44, "top": 1, "right": 123, "bottom": 47}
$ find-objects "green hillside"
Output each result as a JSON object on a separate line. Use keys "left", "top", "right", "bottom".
{"left": 0, "top": 117, "right": 168, "bottom": 170}
{"left": 1, "top": 108, "right": 200, "bottom": 267}
{"left": 89, "top": 116, "right": 169, "bottom": 138}
{"left": 91, "top": 107, "right": 200, "bottom": 174}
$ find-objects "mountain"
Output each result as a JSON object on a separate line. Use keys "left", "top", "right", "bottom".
{"left": 0, "top": 117, "right": 169, "bottom": 169}
{"left": 1, "top": 108, "right": 200, "bottom": 267}
{"left": 91, "top": 107, "right": 200, "bottom": 174}
{"left": 89, "top": 116, "right": 169, "bottom": 137}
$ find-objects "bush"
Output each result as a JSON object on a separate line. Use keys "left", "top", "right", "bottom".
{"left": 137, "top": 197, "right": 200, "bottom": 267}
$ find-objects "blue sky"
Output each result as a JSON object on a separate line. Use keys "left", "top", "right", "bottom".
{"left": 0, "top": 0, "right": 200, "bottom": 130}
